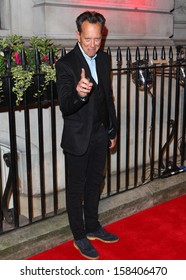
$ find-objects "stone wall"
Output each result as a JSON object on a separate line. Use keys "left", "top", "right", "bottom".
{"left": 1, "top": 0, "right": 185, "bottom": 46}
{"left": 32, "top": 0, "right": 174, "bottom": 44}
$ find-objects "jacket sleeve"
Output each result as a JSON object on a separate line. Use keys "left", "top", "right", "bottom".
{"left": 55, "top": 59, "right": 88, "bottom": 116}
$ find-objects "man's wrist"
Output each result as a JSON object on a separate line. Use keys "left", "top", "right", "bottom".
{"left": 77, "top": 93, "right": 88, "bottom": 102}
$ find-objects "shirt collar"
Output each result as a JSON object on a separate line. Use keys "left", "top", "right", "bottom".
{"left": 78, "top": 42, "right": 97, "bottom": 61}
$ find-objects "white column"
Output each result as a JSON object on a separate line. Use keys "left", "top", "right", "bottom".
{"left": 0, "top": 0, "right": 11, "bottom": 36}
{"left": 173, "top": 0, "right": 186, "bottom": 43}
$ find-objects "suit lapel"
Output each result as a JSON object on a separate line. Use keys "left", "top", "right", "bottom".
{"left": 74, "top": 44, "right": 92, "bottom": 81}
{"left": 74, "top": 44, "right": 95, "bottom": 115}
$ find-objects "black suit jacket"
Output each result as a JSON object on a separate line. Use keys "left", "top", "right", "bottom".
{"left": 55, "top": 43, "right": 117, "bottom": 156}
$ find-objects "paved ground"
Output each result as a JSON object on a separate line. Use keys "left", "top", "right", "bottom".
{"left": 0, "top": 172, "right": 186, "bottom": 260}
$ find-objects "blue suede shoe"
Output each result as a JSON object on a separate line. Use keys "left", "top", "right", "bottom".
{"left": 87, "top": 227, "right": 119, "bottom": 243}
{"left": 74, "top": 237, "right": 99, "bottom": 259}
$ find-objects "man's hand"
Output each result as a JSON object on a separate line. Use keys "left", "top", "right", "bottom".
{"left": 76, "top": 68, "right": 93, "bottom": 97}
{"left": 109, "top": 135, "right": 117, "bottom": 149}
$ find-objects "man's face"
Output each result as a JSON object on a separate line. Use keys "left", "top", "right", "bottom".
{"left": 76, "top": 21, "right": 102, "bottom": 57}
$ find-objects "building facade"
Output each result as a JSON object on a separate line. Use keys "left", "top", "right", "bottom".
{"left": 0, "top": 0, "right": 185, "bottom": 45}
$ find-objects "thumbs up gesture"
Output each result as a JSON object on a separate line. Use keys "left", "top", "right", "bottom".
{"left": 76, "top": 68, "right": 93, "bottom": 98}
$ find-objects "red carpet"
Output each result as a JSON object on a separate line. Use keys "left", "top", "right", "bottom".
{"left": 27, "top": 194, "right": 186, "bottom": 260}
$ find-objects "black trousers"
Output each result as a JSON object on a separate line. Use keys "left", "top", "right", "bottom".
{"left": 65, "top": 124, "right": 108, "bottom": 240}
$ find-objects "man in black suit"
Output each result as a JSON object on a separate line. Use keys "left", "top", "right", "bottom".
{"left": 56, "top": 11, "right": 118, "bottom": 259}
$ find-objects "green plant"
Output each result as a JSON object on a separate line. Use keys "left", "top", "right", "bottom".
{"left": 11, "top": 66, "right": 34, "bottom": 105}
{"left": 0, "top": 34, "right": 59, "bottom": 105}
{"left": 0, "top": 51, "right": 5, "bottom": 75}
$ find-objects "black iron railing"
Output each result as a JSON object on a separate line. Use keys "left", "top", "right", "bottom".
{"left": 0, "top": 45, "right": 186, "bottom": 234}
